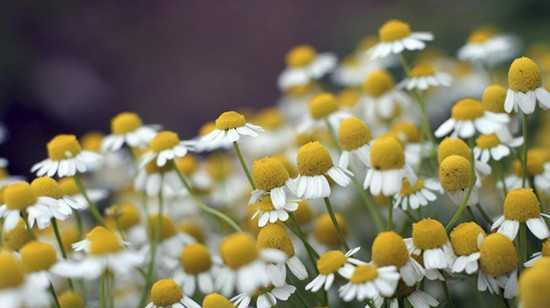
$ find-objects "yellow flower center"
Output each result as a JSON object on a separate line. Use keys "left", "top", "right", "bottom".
{"left": 0, "top": 251, "right": 24, "bottom": 290}
{"left": 58, "top": 291, "right": 85, "bottom": 308}
{"left": 4, "top": 182, "right": 37, "bottom": 210}
{"left": 391, "top": 121, "right": 422, "bottom": 143}
{"left": 350, "top": 265, "right": 379, "bottom": 284}
{"left": 220, "top": 233, "right": 259, "bottom": 270}
{"left": 513, "top": 150, "right": 546, "bottom": 176}
{"left": 255, "top": 108, "right": 284, "bottom": 130}
{"left": 81, "top": 132, "right": 104, "bottom": 152}
{"left": 503, "top": 188, "right": 540, "bottom": 222}
{"left": 480, "top": 233, "right": 518, "bottom": 277}
{"left": 370, "top": 137, "right": 405, "bottom": 170}
{"left": 215, "top": 111, "right": 247, "bottom": 130}
{"left": 59, "top": 177, "right": 80, "bottom": 196}
{"left": 47, "top": 135, "right": 82, "bottom": 161}
{"left": 175, "top": 155, "right": 198, "bottom": 176}
{"left": 252, "top": 157, "right": 290, "bottom": 191}
{"left": 107, "top": 202, "right": 141, "bottom": 230}
{"left": 542, "top": 240, "right": 550, "bottom": 257}
{"left": 203, "top": 293, "right": 235, "bottom": 308}
{"left": 439, "top": 155, "right": 472, "bottom": 192}
{"left": 372, "top": 231, "right": 409, "bottom": 267}
{"left": 508, "top": 57, "right": 542, "bottom": 92}
{"left": 256, "top": 223, "right": 295, "bottom": 257}
{"left": 317, "top": 250, "right": 347, "bottom": 275}
{"left": 206, "top": 154, "right": 233, "bottom": 182}
{"left": 475, "top": 134, "right": 501, "bottom": 149}
{"left": 358, "top": 35, "right": 378, "bottom": 51}
{"left": 149, "top": 131, "right": 180, "bottom": 152}
{"left": 337, "top": 88, "right": 360, "bottom": 108}
{"left": 31, "top": 176, "right": 63, "bottom": 199}
{"left": 412, "top": 218, "right": 448, "bottom": 250}
{"left": 438, "top": 137, "right": 471, "bottom": 163}
{"left": 309, "top": 93, "right": 339, "bottom": 120}
{"left": 147, "top": 214, "right": 177, "bottom": 241}
{"left": 88, "top": 227, "right": 123, "bottom": 255}
{"left": 294, "top": 201, "right": 313, "bottom": 226}
{"left": 151, "top": 279, "right": 183, "bottom": 306}
{"left": 314, "top": 213, "right": 348, "bottom": 248}
{"left": 450, "top": 222, "right": 486, "bottom": 256}
{"left": 379, "top": 19, "right": 412, "bottom": 42}
{"left": 400, "top": 178, "right": 425, "bottom": 196}
{"left": 20, "top": 241, "right": 57, "bottom": 272}
{"left": 199, "top": 122, "right": 216, "bottom": 136}
{"left": 338, "top": 116, "right": 371, "bottom": 151}
{"left": 273, "top": 154, "right": 298, "bottom": 178}
{"left": 297, "top": 142, "right": 333, "bottom": 176}
{"left": 286, "top": 45, "right": 317, "bottom": 68}
{"left": 179, "top": 223, "right": 205, "bottom": 243}
{"left": 468, "top": 30, "right": 493, "bottom": 43}
{"left": 519, "top": 259, "right": 550, "bottom": 308}
{"left": 2, "top": 219, "right": 33, "bottom": 251}
{"left": 111, "top": 112, "right": 143, "bottom": 135}
{"left": 180, "top": 243, "right": 213, "bottom": 275}
{"left": 410, "top": 64, "right": 435, "bottom": 77}
{"left": 482, "top": 84, "right": 507, "bottom": 113}
{"left": 60, "top": 226, "right": 79, "bottom": 253}
{"left": 363, "top": 70, "right": 395, "bottom": 97}
{"left": 451, "top": 98, "right": 484, "bottom": 120}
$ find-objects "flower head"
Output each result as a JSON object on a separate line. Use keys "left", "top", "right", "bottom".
{"left": 479, "top": 233, "right": 518, "bottom": 277}
{"left": 519, "top": 258, "right": 550, "bottom": 308}
{"left": 450, "top": 222, "right": 485, "bottom": 257}
{"left": 20, "top": 241, "right": 58, "bottom": 273}
{"left": 482, "top": 84, "right": 507, "bottom": 113}
{"left": 439, "top": 155, "right": 472, "bottom": 192}
{"left": 338, "top": 116, "right": 371, "bottom": 152}
{"left": 314, "top": 213, "right": 348, "bottom": 248}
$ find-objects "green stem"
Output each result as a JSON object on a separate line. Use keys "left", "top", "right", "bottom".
{"left": 232, "top": 141, "right": 256, "bottom": 190}
{"left": 496, "top": 160, "right": 508, "bottom": 196}
{"left": 445, "top": 185, "right": 474, "bottom": 232}
{"left": 442, "top": 280, "right": 456, "bottom": 308}
{"left": 288, "top": 214, "right": 319, "bottom": 260}
{"left": 20, "top": 211, "right": 36, "bottom": 240}
{"left": 324, "top": 118, "right": 341, "bottom": 152}
{"left": 350, "top": 176, "right": 385, "bottom": 232}
{"left": 51, "top": 218, "right": 75, "bottom": 289}
{"left": 49, "top": 282, "right": 62, "bottom": 308}
{"left": 519, "top": 223, "right": 528, "bottom": 268}
{"left": 323, "top": 197, "right": 350, "bottom": 250}
{"left": 74, "top": 211, "right": 84, "bottom": 240}
{"left": 73, "top": 174, "right": 105, "bottom": 225}
{"left": 521, "top": 114, "right": 528, "bottom": 188}
{"left": 387, "top": 202, "right": 394, "bottom": 230}
{"left": 475, "top": 203, "right": 493, "bottom": 226}
{"left": 99, "top": 272, "right": 106, "bottom": 308}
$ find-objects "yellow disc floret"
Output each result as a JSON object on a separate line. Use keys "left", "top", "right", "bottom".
{"left": 47, "top": 135, "right": 82, "bottom": 160}
{"left": 147, "top": 214, "right": 177, "bottom": 241}
{"left": 180, "top": 243, "right": 213, "bottom": 275}
{"left": 542, "top": 239, "right": 550, "bottom": 257}
{"left": 475, "top": 134, "right": 501, "bottom": 149}
{"left": 111, "top": 112, "right": 143, "bottom": 135}
{"left": 31, "top": 177, "right": 63, "bottom": 199}
{"left": 468, "top": 30, "right": 493, "bottom": 44}
{"left": 309, "top": 93, "right": 339, "bottom": 119}
{"left": 438, "top": 137, "right": 471, "bottom": 163}
{"left": 317, "top": 250, "right": 347, "bottom": 275}
{"left": 519, "top": 259, "right": 550, "bottom": 308}
{"left": 255, "top": 108, "right": 285, "bottom": 130}
{"left": 370, "top": 137, "right": 405, "bottom": 170}
{"left": 482, "top": 84, "right": 507, "bottom": 113}
{"left": 20, "top": 241, "right": 57, "bottom": 272}
{"left": 410, "top": 64, "right": 435, "bottom": 77}
{"left": 439, "top": 155, "right": 472, "bottom": 192}
{"left": 256, "top": 223, "right": 295, "bottom": 257}
{"left": 58, "top": 291, "right": 85, "bottom": 308}
{"left": 88, "top": 227, "right": 123, "bottom": 255}
{"left": 372, "top": 231, "right": 409, "bottom": 267}
{"left": 412, "top": 218, "right": 448, "bottom": 250}
{"left": 350, "top": 264, "right": 379, "bottom": 284}
{"left": 149, "top": 131, "right": 180, "bottom": 152}
{"left": 294, "top": 201, "right": 313, "bottom": 226}
{"left": 0, "top": 251, "right": 24, "bottom": 290}
{"left": 81, "top": 132, "right": 103, "bottom": 152}
{"left": 450, "top": 222, "right": 486, "bottom": 256}
{"left": 379, "top": 19, "right": 412, "bottom": 42}
{"left": 338, "top": 116, "right": 371, "bottom": 151}
{"left": 479, "top": 233, "right": 518, "bottom": 277}
{"left": 215, "top": 111, "right": 247, "bottom": 130}
{"left": 314, "top": 213, "right": 348, "bottom": 248}
{"left": 337, "top": 88, "right": 360, "bottom": 108}
{"left": 59, "top": 177, "right": 80, "bottom": 196}
{"left": 286, "top": 45, "right": 317, "bottom": 68}
{"left": 451, "top": 98, "right": 484, "bottom": 120}
{"left": 503, "top": 188, "right": 540, "bottom": 222}
{"left": 179, "top": 222, "right": 205, "bottom": 243}
{"left": 297, "top": 142, "right": 333, "bottom": 176}
{"left": 2, "top": 219, "right": 33, "bottom": 251}
{"left": 513, "top": 150, "right": 546, "bottom": 176}
{"left": 220, "top": 233, "right": 258, "bottom": 270}
{"left": 150, "top": 279, "right": 183, "bottom": 306}
{"left": 363, "top": 70, "right": 395, "bottom": 97}
{"left": 252, "top": 157, "right": 290, "bottom": 191}
{"left": 400, "top": 178, "right": 425, "bottom": 196}
{"left": 107, "top": 202, "right": 141, "bottom": 230}
{"left": 4, "top": 182, "right": 37, "bottom": 210}
{"left": 391, "top": 121, "right": 422, "bottom": 143}
{"left": 203, "top": 293, "right": 235, "bottom": 308}
{"left": 508, "top": 57, "right": 542, "bottom": 92}
{"left": 175, "top": 155, "right": 199, "bottom": 176}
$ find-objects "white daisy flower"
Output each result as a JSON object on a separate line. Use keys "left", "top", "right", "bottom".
{"left": 492, "top": 188, "right": 549, "bottom": 241}
{"left": 140, "top": 131, "right": 189, "bottom": 168}
{"left": 477, "top": 233, "right": 518, "bottom": 299}
{"left": 458, "top": 29, "right": 519, "bottom": 67}
{"left": 287, "top": 141, "right": 352, "bottom": 200}
{"left": 339, "top": 263, "right": 400, "bottom": 302}
{"left": 399, "top": 64, "right": 452, "bottom": 91}
{"left": 296, "top": 92, "right": 352, "bottom": 134}
{"left": 407, "top": 218, "right": 456, "bottom": 271}
{"left": 251, "top": 196, "right": 298, "bottom": 227}
{"left": 232, "top": 283, "right": 295, "bottom": 308}
{"left": 249, "top": 156, "right": 295, "bottom": 211}
{"left": 31, "top": 134, "right": 102, "bottom": 178}
{"left": 501, "top": 154, "right": 550, "bottom": 194}
{"left": 450, "top": 222, "right": 486, "bottom": 275}
{"left": 278, "top": 45, "right": 336, "bottom": 90}
{"left": 199, "top": 111, "right": 264, "bottom": 151}
{"left": 134, "top": 160, "right": 188, "bottom": 198}
{"left": 389, "top": 121, "right": 433, "bottom": 171}
{"left": 173, "top": 243, "right": 219, "bottom": 296}
{"left": 378, "top": 289, "right": 439, "bottom": 308}
{"left": 58, "top": 176, "right": 108, "bottom": 210}
{"left": 146, "top": 279, "right": 201, "bottom": 308}
{"left": 473, "top": 133, "right": 523, "bottom": 163}
{"left": 368, "top": 19, "right": 433, "bottom": 60}
{"left": 524, "top": 239, "right": 549, "bottom": 267}
{"left": 102, "top": 112, "right": 159, "bottom": 152}
{"left": 18, "top": 241, "right": 64, "bottom": 292}
{"left": 393, "top": 178, "right": 441, "bottom": 211}
{"left": 337, "top": 116, "right": 371, "bottom": 170}
{"left": 435, "top": 98, "right": 509, "bottom": 139}
{"left": 504, "top": 56, "right": 550, "bottom": 114}
{"left": 332, "top": 54, "right": 383, "bottom": 87}
{"left": 305, "top": 247, "right": 364, "bottom": 292}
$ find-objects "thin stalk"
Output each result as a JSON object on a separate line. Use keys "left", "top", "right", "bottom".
{"left": 475, "top": 203, "right": 493, "bottom": 225}
{"left": 51, "top": 217, "right": 75, "bottom": 289}
{"left": 442, "top": 280, "right": 456, "bottom": 308}
{"left": 74, "top": 211, "right": 84, "bottom": 240}
{"left": 20, "top": 211, "right": 36, "bottom": 240}
{"left": 324, "top": 118, "right": 341, "bottom": 152}
{"left": 521, "top": 114, "right": 528, "bottom": 188}
{"left": 49, "top": 282, "right": 62, "bottom": 308}
{"left": 73, "top": 174, "right": 105, "bottom": 225}
{"left": 99, "top": 272, "right": 106, "bottom": 308}
{"left": 323, "top": 197, "right": 350, "bottom": 250}
{"left": 108, "top": 272, "right": 115, "bottom": 308}
{"left": 496, "top": 160, "right": 508, "bottom": 196}
{"left": 350, "top": 176, "right": 385, "bottom": 232}
{"left": 232, "top": 141, "right": 256, "bottom": 190}
{"left": 0, "top": 218, "right": 3, "bottom": 246}
{"left": 445, "top": 185, "right": 474, "bottom": 232}
{"left": 519, "top": 223, "right": 528, "bottom": 268}
{"left": 387, "top": 203, "right": 394, "bottom": 230}
{"left": 288, "top": 214, "right": 319, "bottom": 260}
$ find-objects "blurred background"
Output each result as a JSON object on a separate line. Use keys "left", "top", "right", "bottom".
{"left": 1, "top": 0, "right": 549, "bottom": 174}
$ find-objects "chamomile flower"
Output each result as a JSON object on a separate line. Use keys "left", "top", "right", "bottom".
{"left": 393, "top": 177, "right": 441, "bottom": 210}
{"left": 231, "top": 282, "right": 296, "bottom": 308}
{"left": 369, "top": 19, "right": 433, "bottom": 59}
{"left": 338, "top": 263, "right": 400, "bottom": 302}
{"left": 0, "top": 159, "right": 23, "bottom": 188}
{"left": 52, "top": 226, "right": 143, "bottom": 279}
{"left": 202, "top": 293, "right": 235, "bottom": 308}
{"left": 140, "top": 131, "right": 189, "bottom": 168}
{"left": 439, "top": 155, "right": 478, "bottom": 206}
{"left": 173, "top": 243, "right": 217, "bottom": 295}
{"left": 332, "top": 54, "right": 382, "bottom": 87}
{"left": 458, "top": 28, "right": 519, "bottom": 67}
{"left": 438, "top": 137, "right": 491, "bottom": 188}
{"left": 435, "top": 98, "right": 509, "bottom": 138}
{"left": 524, "top": 239, "right": 550, "bottom": 267}
{"left": 492, "top": 188, "right": 549, "bottom": 240}
{"left": 2, "top": 218, "right": 33, "bottom": 251}
{"left": 250, "top": 196, "right": 298, "bottom": 228}
{"left": 277, "top": 45, "right": 336, "bottom": 90}
{"left": 313, "top": 212, "right": 349, "bottom": 250}
{"left": 0, "top": 250, "right": 50, "bottom": 308}
{"left": 288, "top": 141, "right": 352, "bottom": 199}
{"left": 503, "top": 149, "right": 550, "bottom": 192}
{"left": 519, "top": 257, "right": 550, "bottom": 308}
{"left": 250, "top": 157, "right": 293, "bottom": 210}
{"left": 58, "top": 177, "right": 108, "bottom": 210}
{"left": 363, "top": 137, "right": 416, "bottom": 197}
{"left": 57, "top": 291, "right": 85, "bottom": 308}
{"left": 135, "top": 158, "right": 189, "bottom": 198}
{"left": 146, "top": 279, "right": 201, "bottom": 308}
{"left": 407, "top": 218, "right": 455, "bottom": 270}
{"left": 257, "top": 223, "right": 308, "bottom": 280}
{"left": 450, "top": 222, "right": 486, "bottom": 274}
{"left": 473, "top": 133, "right": 523, "bottom": 163}
{"left": 102, "top": 112, "right": 159, "bottom": 152}
{"left": 337, "top": 116, "right": 371, "bottom": 169}
{"left": 199, "top": 111, "right": 264, "bottom": 150}
{"left": 0, "top": 182, "right": 53, "bottom": 232}
{"left": 399, "top": 63, "right": 452, "bottom": 91}
{"left": 298, "top": 92, "right": 351, "bottom": 133}
{"left": 478, "top": 233, "right": 518, "bottom": 299}
{"left": 19, "top": 241, "right": 59, "bottom": 286}
{"left": 372, "top": 232, "right": 425, "bottom": 286}
{"left": 305, "top": 247, "right": 364, "bottom": 292}
{"left": 504, "top": 57, "right": 550, "bottom": 114}
{"left": 106, "top": 202, "right": 146, "bottom": 246}
{"left": 31, "top": 134, "right": 102, "bottom": 177}
{"left": 390, "top": 121, "right": 433, "bottom": 170}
